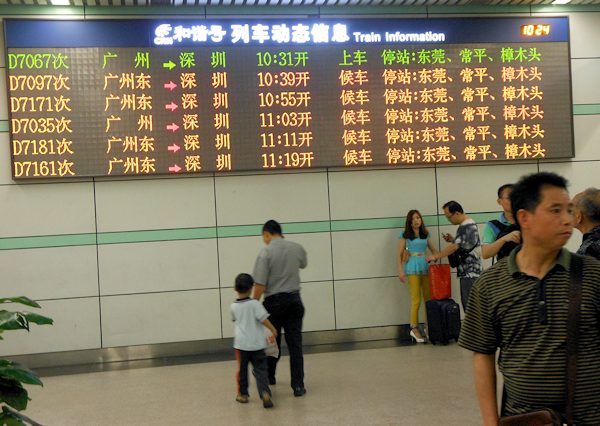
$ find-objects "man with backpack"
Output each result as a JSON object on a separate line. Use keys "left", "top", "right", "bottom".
{"left": 481, "top": 184, "right": 521, "bottom": 262}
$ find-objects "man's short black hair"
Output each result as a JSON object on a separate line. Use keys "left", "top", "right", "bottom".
{"left": 442, "top": 201, "right": 464, "bottom": 215}
{"left": 497, "top": 184, "right": 514, "bottom": 199}
{"left": 235, "top": 273, "right": 254, "bottom": 293}
{"left": 262, "top": 219, "right": 282, "bottom": 235}
{"left": 510, "top": 172, "right": 569, "bottom": 227}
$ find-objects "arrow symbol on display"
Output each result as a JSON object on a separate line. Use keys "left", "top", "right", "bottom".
{"left": 166, "top": 123, "right": 179, "bottom": 132}
{"left": 169, "top": 164, "right": 182, "bottom": 173}
{"left": 168, "top": 143, "right": 181, "bottom": 153}
{"left": 164, "top": 81, "right": 177, "bottom": 91}
{"left": 163, "top": 60, "right": 176, "bottom": 70}
{"left": 165, "top": 102, "right": 178, "bottom": 111}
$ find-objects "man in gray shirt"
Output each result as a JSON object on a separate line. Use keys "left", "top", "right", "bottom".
{"left": 252, "top": 220, "right": 308, "bottom": 397}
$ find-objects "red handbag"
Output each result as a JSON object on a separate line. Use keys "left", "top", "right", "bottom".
{"left": 428, "top": 264, "right": 452, "bottom": 300}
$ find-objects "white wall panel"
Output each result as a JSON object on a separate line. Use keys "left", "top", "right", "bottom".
{"left": 436, "top": 163, "right": 539, "bottom": 214}
{"left": 101, "top": 290, "right": 221, "bottom": 347}
{"left": 215, "top": 172, "right": 329, "bottom": 226}
{"left": 573, "top": 115, "right": 600, "bottom": 162}
{"left": 539, "top": 161, "right": 600, "bottom": 196}
{"left": 98, "top": 239, "right": 219, "bottom": 295}
{"left": 328, "top": 168, "right": 437, "bottom": 220}
{"left": 0, "top": 297, "right": 101, "bottom": 356}
{"left": 217, "top": 236, "right": 264, "bottom": 289}
{"left": 95, "top": 177, "right": 215, "bottom": 232}
{"left": 220, "top": 288, "right": 236, "bottom": 339}
{"left": 571, "top": 59, "right": 600, "bottom": 105}
{"left": 560, "top": 12, "right": 600, "bottom": 59}
{"left": 0, "top": 182, "right": 95, "bottom": 237}
{"left": 332, "top": 229, "right": 398, "bottom": 280}
{"left": 0, "top": 133, "right": 15, "bottom": 185}
{"left": 335, "top": 277, "right": 410, "bottom": 329}
{"left": 0, "top": 246, "right": 98, "bottom": 300}
{"left": 302, "top": 281, "right": 336, "bottom": 332}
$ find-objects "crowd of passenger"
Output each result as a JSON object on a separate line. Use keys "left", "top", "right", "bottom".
{"left": 229, "top": 171, "right": 600, "bottom": 425}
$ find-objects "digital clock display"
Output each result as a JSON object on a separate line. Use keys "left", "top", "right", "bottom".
{"left": 521, "top": 24, "right": 551, "bottom": 37}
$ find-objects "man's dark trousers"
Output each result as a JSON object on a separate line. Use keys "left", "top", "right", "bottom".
{"left": 263, "top": 292, "right": 305, "bottom": 390}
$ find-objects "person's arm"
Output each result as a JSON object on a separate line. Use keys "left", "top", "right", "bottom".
{"left": 299, "top": 244, "right": 308, "bottom": 269}
{"left": 252, "top": 283, "right": 266, "bottom": 300}
{"left": 262, "top": 318, "right": 277, "bottom": 337}
{"left": 481, "top": 231, "right": 521, "bottom": 259}
{"left": 397, "top": 238, "right": 407, "bottom": 282}
{"left": 427, "top": 242, "right": 459, "bottom": 262}
{"left": 252, "top": 251, "right": 269, "bottom": 300}
{"left": 473, "top": 352, "right": 498, "bottom": 426}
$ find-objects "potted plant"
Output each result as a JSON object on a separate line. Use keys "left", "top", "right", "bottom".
{"left": 0, "top": 297, "right": 53, "bottom": 426}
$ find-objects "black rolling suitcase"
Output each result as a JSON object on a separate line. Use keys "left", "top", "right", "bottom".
{"left": 426, "top": 298, "right": 461, "bottom": 345}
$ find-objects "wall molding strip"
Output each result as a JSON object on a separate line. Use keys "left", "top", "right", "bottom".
{"left": 0, "top": 212, "right": 501, "bottom": 250}
{"left": 6, "top": 325, "right": 409, "bottom": 370}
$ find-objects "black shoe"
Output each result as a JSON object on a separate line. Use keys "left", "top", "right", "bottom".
{"left": 268, "top": 376, "right": 276, "bottom": 385}
{"left": 262, "top": 393, "right": 274, "bottom": 409}
{"left": 293, "top": 387, "right": 306, "bottom": 397}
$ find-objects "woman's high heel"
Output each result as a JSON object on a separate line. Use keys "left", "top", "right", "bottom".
{"left": 410, "top": 328, "right": 426, "bottom": 344}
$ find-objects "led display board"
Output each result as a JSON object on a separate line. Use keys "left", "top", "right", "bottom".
{"left": 4, "top": 17, "right": 573, "bottom": 179}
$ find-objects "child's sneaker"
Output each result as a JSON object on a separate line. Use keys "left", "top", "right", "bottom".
{"left": 262, "top": 392, "right": 274, "bottom": 408}
{"left": 236, "top": 394, "right": 249, "bottom": 403}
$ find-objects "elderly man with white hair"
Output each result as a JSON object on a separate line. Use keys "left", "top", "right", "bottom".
{"left": 572, "top": 187, "right": 600, "bottom": 260}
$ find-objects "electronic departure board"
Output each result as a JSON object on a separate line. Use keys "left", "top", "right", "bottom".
{"left": 4, "top": 17, "right": 573, "bottom": 179}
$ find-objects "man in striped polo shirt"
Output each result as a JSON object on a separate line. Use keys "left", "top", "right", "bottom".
{"left": 459, "top": 172, "right": 600, "bottom": 425}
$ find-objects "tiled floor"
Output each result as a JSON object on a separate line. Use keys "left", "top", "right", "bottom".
{"left": 25, "top": 342, "right": 482, "bottom": 425}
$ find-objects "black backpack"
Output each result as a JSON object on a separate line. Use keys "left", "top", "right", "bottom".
{"left": 489, "top": 220, "right": 519, "bottom": 260}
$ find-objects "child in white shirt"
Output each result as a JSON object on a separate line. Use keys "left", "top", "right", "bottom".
{"left": 231, "top": 273, "right": 277, "bottom": 408}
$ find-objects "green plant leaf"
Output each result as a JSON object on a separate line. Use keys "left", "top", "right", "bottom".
{"left": 1, "top": 405, "right": 43, "bottom": 426}
{"left": 0, "top": 312, "right": 28, "bottom": 332}
{"left": 0, "top": 378, "right": 29, "bottom": 411}
{"left": 22, "top": 313, "right": 53, "bottom": 326}
{"left": 0, "top": 415, "right": 23, "bottom": 426}
{"left": 0, "top": 408, "right": 24, "bottom": 426}
{"left": 0, "top": 311, "right": 53, "bottom": 332}
{"left": 0, "top": 297, "right": 41, "bottom": 309}
{"left": 0, "top": 362, "right": 42, "bottom": 386}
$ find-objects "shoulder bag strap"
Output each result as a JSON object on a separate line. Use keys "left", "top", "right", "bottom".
{"left": 566, "top": 254, "right": 583, "bottom": 424}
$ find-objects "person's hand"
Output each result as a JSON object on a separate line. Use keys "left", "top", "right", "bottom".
{"left": 272, "top": 329, "right": 278, "bottom": 338}
{"left": 399, "top": 272, "right": 406, "bottom": 283}
{"left": 502, "top": 230, "right": 521, "bottom": 244}
{"left": 442, "top": 233, "right": 453, "bottom": 242}
{"left": 426, "top": 254, "right": 437, "bottom": 263}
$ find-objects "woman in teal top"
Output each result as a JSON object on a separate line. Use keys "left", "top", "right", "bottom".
{"left": 397, "top": 209, "right": 439, "bottom": 343}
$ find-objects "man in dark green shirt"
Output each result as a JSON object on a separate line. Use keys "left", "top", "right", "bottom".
{"left": 459, "top": 172, "right": 600, "bottom": 426}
